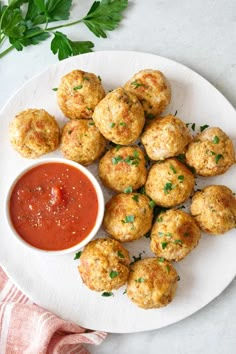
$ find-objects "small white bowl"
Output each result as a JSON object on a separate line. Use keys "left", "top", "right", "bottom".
{"left": 5, "top": 158, "right": 104, "bottom": 255}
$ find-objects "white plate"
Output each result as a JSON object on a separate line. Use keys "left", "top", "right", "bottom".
{"left": 0, "top": 51, "right": 236, "bottom": 333}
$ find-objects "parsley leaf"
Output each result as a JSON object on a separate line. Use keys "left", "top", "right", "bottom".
{"left": 124, "top": 186, "right": 133, "bottom": 193}
{"left": 74, "top": 251, "right": 82, "bottom": 260}
{"left": 161, "top": 242, "right": 168, "bottom": 249}
{"left": 102, "top": 291, "right": 114, "bottom": 297}
{"left": 122, "top": 215, "right": 135, "bottom": 223}
{"left": 0, "top": 0, "right": 128, "bottom": 59}
{"left": 82, "top": 0, "right": 128, "bottom": 38}
{"left": 135, "top": 277, "right": 145, "bottom": 283}
{"left": 51, "top": 31, "right": 94, "bottom": 60}
{"left": 215, "top": 154, "right": 223, "bottom": 164}
{"left": 213, "top": 136, "right": 220, "bottom": 144}
{"left": 200, "top": 124, "right": 209, "bottom": 132}
{"left": 117, "top": 250, "right": 124, "bottom": 258}
{"left": 109, "top": 270, "right": 119, "bottom": 279}
{"left": 163, "top": 182, "right": 174, "bottom": 194}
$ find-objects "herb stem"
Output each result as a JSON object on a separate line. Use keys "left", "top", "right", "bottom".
{"left": 0, "top": 45, "right": 14, "bottom": 58}
{"left": 47, "top": 19, "right": 83, "bottom": 32}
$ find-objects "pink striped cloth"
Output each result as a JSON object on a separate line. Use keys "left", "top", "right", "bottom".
{"left": 0, "top": 267, "right": 107, "bottom": 354}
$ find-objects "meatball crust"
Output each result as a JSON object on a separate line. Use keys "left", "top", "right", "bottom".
{"left": 98, "top": 146, "right": 147, "bottom": 192}
{"left": 103, "top": 193, "right": 153, "bottom": 242}
{"left": 9, "top": 108, "right": 60, "bottom": 158}
{"left": 127, "top": 258, "right": 179, "bottom": 309}
{"left": 57, "top": 70, "right": 105, "bottom": 119}
{"left": 185, "top": 127, "right": 235, "bottom": 176}
{"left": 190, "top": 185, "right": 236, "bottom": 235}
{"left": 124, "top": 69, "right": 171, "bottom": 117}
{"left": 141, "top": 115, "right": 191, "bottom": 161}
{"left": 60, "top": 119, "right": 106, "bottom": 165}
{"left": 145, "top": 158, "right": 195, "bottom": 207}
{"left": 92, "top": 87, "right": 145, "bottom": 145}
{"left": 150, "top": 210, "right": 201, "bottom": 261}
{"left": 78, "top": 238, "right": 130, "bottom": 292}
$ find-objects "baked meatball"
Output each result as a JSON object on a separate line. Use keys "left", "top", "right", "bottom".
{"left": 60, "top": 119, "right": 106, "bottom": 165}
{"left": 103, "top": 193, "right": 153, "bottom": 242}
{"left": 98, "top": 146, "right": 147, "bottom": 192}
{"left": 124, "top": 69, "right": 171, "bottom": 117}
{"left": 145, "top": 158, "right": 195, "bottom": 207}
{"left": 57, "top": 70, "right": 105, "bottom": 119}
{"left": 127, "top": 258, "right": 179, "bottom": 309}
{"left": 150, "top": 210, "right": 201, "bottom": 261}
{"left": 9, "top": 108, "right": 60, "bottom": 158}
{"left": 185, "top": 127, "right": 235, "bottom": 176}
{"left": 92, "top": 87, "right": 145, "bottom": 145}
{"left": 78, "top": 238, "right": 130, "bottom": 292}
{"left": 191, "top": 185, "right": 236, "bottom": 235}
{"left": 141, "top": 115, "right": 191, "bottom": 160}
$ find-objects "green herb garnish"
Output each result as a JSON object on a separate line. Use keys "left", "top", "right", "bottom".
{"left": 158, "top": 257, "right": 165, "bottom": 262}
{"left": 163, "top": 182, "right": 174, "bottom": 194}
{"left": 165, "top": 265, "right": 171, "bottom": 273}
{"left": 52, "top": 87, "right": 58, "bottom": 91}
{"left": 119, "top": 122, "right": 126, "bottom": 126}
{"left": 178, "top": 175, "right": 184, "bottom": 183}
{"left": 109, "top": 270, "right": 119, "bottom": 279}
{"left": 174, "top": 239, "right": 183, "bottom": 245}
{"left": 122, "top": 215, "right": 135, "bottom": 223}
{"left": 156, "top": 216, "right": 163, "bottom": 223}
{"left": 131, "top": 80, "right": 145, "bottom": 89}
{"left": 149, "top": 200, "right": 156, "bottom": 209}
{"left": 88, "top": 121, "right": 95, "bottom": 126}
{"left": 117, "top": 250, "right": 124, "bottom": 258}
{"left": 124, "top": 186, "right": 133, "bottom": 193}
{"left": 0, "top": 0, "right": 128, "bottom": 60}
{"left": 132, "top": 194, "right": 139, "bottom": 202}
{"left": 130, "top": 252, "right": 143, "bottom": 264}
{"left": 73, "top": 85, "right": 83, "bottom": 90}
{"left": 200, "top": 124, "right": 209, "bottom": 132}
{"left": 110, "top": 122, "right": 115, "bottom": 128}
{"left": 74, "top": 251, "right": 82, "bottom": 260}
{"left": 213, "top": 136, "right": 220, "bottom": 144}
{"left": 111, "top": 155, "right": 123, "bottom": 165}
{"left": 161, "top": 242, "right": 168, "bottom": 249}
{"left": 215, "top": 154, "right": 223, "bottom": 164}
{"left": 102, "top": 291, "right": 114, "bottom": 297}
{"left": 135, "top": 277, "right": 145, "bottom": 283}
{"left": 170, "top": 164, "right": 177, "bottom": 174}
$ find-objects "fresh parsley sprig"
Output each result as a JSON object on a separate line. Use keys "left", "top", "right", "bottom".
{"left": 0, "top": 0, "right": 128, "bottom": 59}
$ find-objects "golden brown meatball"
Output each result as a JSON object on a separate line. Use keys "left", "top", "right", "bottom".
{"left": 126, "top": 258, "right": 179, "bottom": 309}
{"left": 145, "top": 158, "right": 195, "bottom": 207}
{"left": 150, "top": 210, "right": 201, "bottom": 261}
{"left": 103, "top": 193, "right": 153, "bottom": 242}
{"left": 190, "top": 185, "right": 236, "bottom": 235}
{"left": 92, "top": 87, "right": 145, "bottom": 145}
{"left": 185, "top": 127, "right": 235, "bottom": 176}
{"left": 124, "top": 69, "right": 171, "bottom": 117}
{"left": 141, "top": 115, "right": 191, "bottom": 160}
{"left": 9, "top": 108, "right": 60, "bottom": 158}
{"left": 60, "top": 119, "right": 106, "bottom": 165}
{"left": 57, "top": 70, "right": 105, "bottom": 119}
{"left": 98, "top": 146, "right": 147, "bottom": 192}
{"left": 78, "top": 238, "right": 130, "bottom": 292}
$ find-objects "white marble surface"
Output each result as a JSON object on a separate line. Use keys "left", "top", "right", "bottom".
{"left": 0, "top": 1, "right": 236, "bottom": 353}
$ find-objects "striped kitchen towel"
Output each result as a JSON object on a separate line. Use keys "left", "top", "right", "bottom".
{"left": 0, "top": 267, "right": 107, "bottom": 353}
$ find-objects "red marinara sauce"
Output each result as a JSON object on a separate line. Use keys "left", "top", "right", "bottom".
{"left": 9, "top": 162, "right": 98, "bottom": 251}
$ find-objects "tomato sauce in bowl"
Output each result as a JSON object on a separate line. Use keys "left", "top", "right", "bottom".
{"left": 6, "top": 159, "right": 104, "bottom": 253}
